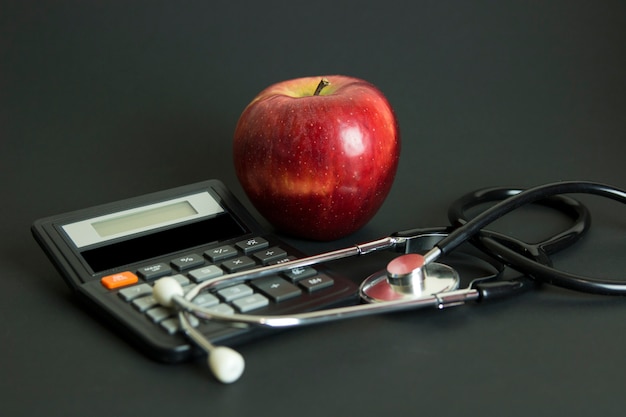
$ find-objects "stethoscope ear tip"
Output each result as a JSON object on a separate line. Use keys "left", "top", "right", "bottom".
{"left": 154, "top": 277, "right": 246, "bottom": 383}
{"left": 208, "top": 346, "right": 246, "bottom": 384}
{"left": 153, "top": 277, "right": 184, "bottom": 308}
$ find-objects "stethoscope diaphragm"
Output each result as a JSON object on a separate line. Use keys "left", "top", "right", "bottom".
{"left": 359, "top": 253, "right": 460, "bottom": 303}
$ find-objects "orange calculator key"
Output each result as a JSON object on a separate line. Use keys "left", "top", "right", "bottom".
{"left": 101, "top": 271, "right": 139, "bottom": 289}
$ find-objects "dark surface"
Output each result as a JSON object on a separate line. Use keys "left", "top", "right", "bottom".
{"left": 2, "top": 2, "right": 626, "bottom": 416}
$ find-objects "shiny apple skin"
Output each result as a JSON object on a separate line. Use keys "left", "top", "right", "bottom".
{"left": 233, "top": 75, "right": 400, "bottom": 240}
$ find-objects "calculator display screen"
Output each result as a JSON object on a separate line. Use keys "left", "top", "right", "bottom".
{"left": 92, "top": 201, "right": 198, "bottom": 237}
{"left": 58, "top": 190, "right": 250, "bottom": 273}
{"left": 81, "top": 213, "right": 247, "bottom": 273}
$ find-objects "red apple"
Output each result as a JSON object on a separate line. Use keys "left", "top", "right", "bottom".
{"left": 233, "top": 75, "right": 400, "bottom": 240}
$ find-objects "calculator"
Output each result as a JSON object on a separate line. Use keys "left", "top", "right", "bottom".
{"left": 32, "top": 180, "right": 359, "bottom": 363}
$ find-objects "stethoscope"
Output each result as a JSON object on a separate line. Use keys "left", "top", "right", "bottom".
{"left": 152, "top": 181, "right": 626, "bottom": 383}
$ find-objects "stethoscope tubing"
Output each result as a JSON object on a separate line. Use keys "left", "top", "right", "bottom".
{"left": 448, "top": 186, "right": 591, "bottom": 258}
{"left": 448, "top": 181, "right": 626, "bottom": 294}
{"left": 434, "top": 181, "right": 624, "bottom": 259}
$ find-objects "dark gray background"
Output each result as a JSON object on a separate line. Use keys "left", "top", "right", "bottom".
{"left": 2, "top": 1, "right": 625, "bottom": 416}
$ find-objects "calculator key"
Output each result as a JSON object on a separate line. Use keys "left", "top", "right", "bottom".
{"left": 160, "top": 318, "right": 180, "bottom": 335}
{"left": 170, "top": 274, "right": 191, "bottom": 287}
{"left": 171, "top": 253, "right": 204, "bottom": 271}
{"left": 137, "top": 263, "right": 172, "bottom": 280}
{"left": 298, "top": 274, "right": 334, "bottom": 292}
{"left": 252, "top": 246, "right": 288, "bottom": 265}
{"left": 204, "top": 245, "right": 237, "bottom": 262}
{"left": 221, "top": 256, "right": 256, "bottom": 273}
{"left": 101, "top": 271, "right": 139, "bottom": 289}
{"left": 189, "top": 265, "right": 223, "bottom": 283}
{"left": 146, "top": 306, "right": 174, "bottom": 323}
{"left": 118, "top": 283, "right": 153, "bottom": 301}
{"left": 252, "top": 276, "right": 302, "bottom": 302}
{"left": 204, "top": 303, "right": 235, "bottom": 315}
{"left": 132, "top": 294, "right": 158, "bottom": 312}
{"left": 232, "top": 293, "right": 269, "bottom": 313}
{"left": 191, "top": 292, "right": 219, "bottom": 308}
{"left": 283, "top": 266, "right": 318, "bottom": 282}
{"left": 235, "top": 237, "right": 269, "bottom": 254}
{"left": 196, "top": 304, "right": 236, "bottom": 334}
{"left": 271, "top": 255, "right": 297, "bottom": 265}
{"left": 160, "top": 315, "right": 199, "bottom": 334}
{"left": 217, "top": 284, "right": 253, "bottom": 302}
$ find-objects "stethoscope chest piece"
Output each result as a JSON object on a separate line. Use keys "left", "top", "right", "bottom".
{"left": 359, "top": 253, "right": 460, "bottom": 303}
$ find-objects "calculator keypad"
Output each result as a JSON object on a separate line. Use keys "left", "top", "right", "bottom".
{"left": 109, "top": 236, "right": 338, "bottom": 336}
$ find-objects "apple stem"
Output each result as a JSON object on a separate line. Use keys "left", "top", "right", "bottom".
{"left": 313, "top": 78, "right": 330, "bottom": 96}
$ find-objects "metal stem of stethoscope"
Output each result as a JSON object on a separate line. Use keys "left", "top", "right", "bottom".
{"left": 154, "top": 235, "right": 465, "bottom": 325}
{"left": 172, "top": 285, "right": 477, "bottom": 327}
{"left": 195, "top": 236, "right": 402, "bottom": 291}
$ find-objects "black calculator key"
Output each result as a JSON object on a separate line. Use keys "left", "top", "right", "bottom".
{"left": 252, "top": 246, "right": 288, "bottom": 265}
{"left": 252, "top": 276, "right": 302, "bottom": 302}
{"left": 271, "top": 255, "right": 297, "bottom": 265}
{"left": 298, "top": 274, "right": 334, "bottom": 292}
{"left": 204, "top": 245, "right": 237, "bottom": 262}
{"left": 221, "top": 256, "right": 256, "bottom": 273}
{"left": 137, "top": 263, "right": 172, "bottom": 280}
{"left": 235, "top": 237, "right": 269, "bottom": 254}
{"left": 171, "top": 253, "right": 204, "bottom": 271}
{"left": 283, "top": 266, "right": 318, "bottom": 282}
